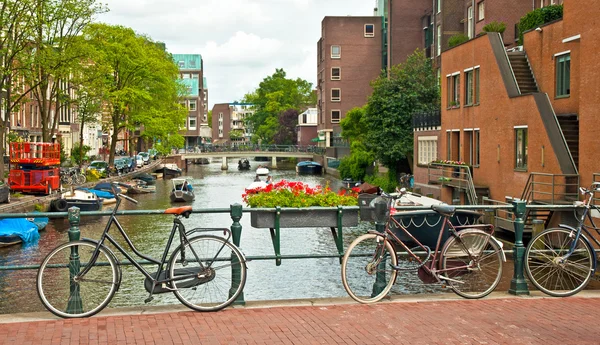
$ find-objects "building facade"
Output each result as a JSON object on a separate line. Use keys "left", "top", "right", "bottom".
{"left": 211, "top": 103, "right": 254, "bottom": 145}
{"left": 296, "top": 108, "right": 318, "bottom": 146}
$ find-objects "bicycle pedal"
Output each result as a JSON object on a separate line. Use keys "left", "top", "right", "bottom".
{"left": 144, "top": 296, "right": 154, "bottom": 303}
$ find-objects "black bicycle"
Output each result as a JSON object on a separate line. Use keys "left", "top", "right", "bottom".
{"left": 36, "top": 183, "right": 247, "bottom": 318}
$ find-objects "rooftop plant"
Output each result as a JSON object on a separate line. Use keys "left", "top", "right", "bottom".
{"left": 448, "top": 33, "right": 469, "bottom": 48}
{"left": 482, "top": 21, "right": 506, "bottom": 34}
{"left": 517, "top": 5, "right": 563, "bottom": 45}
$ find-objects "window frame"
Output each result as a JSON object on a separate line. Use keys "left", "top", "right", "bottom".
{"left": 331, "top": 67, "right": 341, "bottom": 80}
{"left": 364, "top": 24, "right": 375, "bottom": 37}
{"left": 555, "top": 52, "right": 571, "bottom": 98}
{"left": 436, "top": 25, "right": 441, "bottom": 56}
{"left": 478, "top": 1, "right": 485, "bottom": 21}
{"left": 418, "top": 136, "right": 438, "bottom": 165}
{"left": 331, "top": 110, "right": 341, "bottom": 123}
{"left": 467, "top": 6, "right": 473, "bottom": 38}
{"left": 331, "top": 88, "right": 341, "bottom": 102}
{"left": 188, "top": 117, "right": 197, "bottom": 130}
{"left": 514, "top": 126, "right": 528, "bottom": 170}
{"left": 465, "top": 69, "right": 474, "bottom": 106}
{"left": 331, "top": 45, "right": 341, "bottom": 59}
{"left": 437, "top": 0, "right": 441, "bottom": 13}
{"left": 189, "top": 100, "right": 197, "bottom": 111}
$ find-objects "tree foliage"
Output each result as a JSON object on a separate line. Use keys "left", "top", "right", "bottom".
{"left": 364, "top": 49, "right": 439, "bottom": 170}
{"left": 274, "top": 109, "right": 298, "bottom": 145}
{"left": 243, "top": 69, "right": 315, "bottom": 144}
{"left": 518, "top": 5, "right": 563, "bottom": 45}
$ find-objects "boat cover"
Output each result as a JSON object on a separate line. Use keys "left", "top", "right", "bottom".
{"left": 0, "top": 218, "right": 47, "bottom": 243}
{"left": 81, "top": 188, "right": 115, "bottom": 199}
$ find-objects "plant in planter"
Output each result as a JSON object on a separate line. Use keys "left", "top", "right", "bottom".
{"left": 243, "top": 180, "right": 360, "bottom": 228}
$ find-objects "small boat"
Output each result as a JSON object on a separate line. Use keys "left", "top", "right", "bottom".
{"left": 296, "top": 161, "right": 323, "bottom": 175}
{"left": 94, "top": 182, "right": 129, "bottom": 194}
{"left": 158, "top": 164, "right": 182, "bottom": 178}
{"left": 0, "top": 217, "right": 48, "bottom": 247}
{"left": 247, "top": 167, "right": 271, "bottom": 190}
{"left": 170, "top": 178, "right": 195, "bottom": 202}
{"left": 129, "top": 180, "right": 156, "bottom": 194}
{"left": 51, "top": 189, "right": 103, "bottom": 212}
{"left": 238, "top": 159, "right": 251, "bottom": 171}
{"left": 134, "top": 172, "right": 156, "bottom": 185}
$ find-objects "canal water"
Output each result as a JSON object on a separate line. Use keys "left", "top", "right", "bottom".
{"left": 0, "top": 159, "right": 514, "bottom": 314}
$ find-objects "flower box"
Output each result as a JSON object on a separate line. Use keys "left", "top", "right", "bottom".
{"left": 250, "top": 208, "right": 359, "bottom": 228}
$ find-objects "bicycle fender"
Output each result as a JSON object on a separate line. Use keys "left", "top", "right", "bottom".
{"left": 556, "top": 225, "right": 598, "bottom": 273}
{"left": 489, "top": 236, "right": 507, "bottom": 262}
{"left": 81, "top": 237, "right": 123, "bottom": 289}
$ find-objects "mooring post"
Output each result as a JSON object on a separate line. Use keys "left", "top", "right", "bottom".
{"left": 229, "top": 203, "right": 245, "bottom": 304}
{"left": 509, "top": 200, "right": 529, "bottom": 295}
{"left": 372, "top": 197, "right": 389, "bottom": 296}
{"left": 66, "top": 206, "right": 83, "bottom": 314}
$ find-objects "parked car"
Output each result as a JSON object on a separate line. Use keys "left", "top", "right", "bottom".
{"left": 114, "top": 158, "right": 129, "bottom": 174}
{"left": 0, "top": 182, "right": 10, "bottom": 203}
{"left": 135, "top": 155, "right": 144, "bottom": 168}
{"left": 148, "top": 148, "right": 158, "bottom": 160}
{"left": 139, "top": 152, "right": 150, "bottom": 165}
{"left": 87, "top": 160, "right": 109, "bottom": 178}
{"left": 125, "top": 157, "right": 136, "bottom": 171}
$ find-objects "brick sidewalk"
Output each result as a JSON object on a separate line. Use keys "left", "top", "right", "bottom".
{"left": 1, "top": 295, "right": 599, "bottom": 345}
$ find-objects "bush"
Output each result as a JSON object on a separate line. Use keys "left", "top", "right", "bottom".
{"left": 517, "top": 5, "right": 563, "bottom": 44}
{"left": 86, "top": 169, "right": 101, "bottom": 182}
{"left": 448, "top": 34, "right": 469, "bottom": 48}
{"left": 364, "top": 171, "right": 398, "bottom": 193}
{"left": 482, "top": 21, "right": 506, "bottom": 33}
{"left": 71, "top": 143, "right": 92, "bottom": 166}
{"left": 34, "top": 203, "right": 45, "bottom": 212}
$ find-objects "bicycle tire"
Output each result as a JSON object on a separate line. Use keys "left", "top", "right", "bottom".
{"left": 440, "top": 229, "right": 503, "bottom": 299}
{"left": 37, "top": 240, "right": 119, "bottom": 318}
{"left": 341, "top": 233, "right": 398, "bottom": 304}
{"left": 524, "top": 227, "right": 594, "bottom": 297}
{"left": 75, "top": 173, "right": 87, "bottom": 185}
{"left": 168, "top": 235, "right": 247, "bottom": 312}
{"left": 60, "top": 174, "right": 72, "bottom": 185}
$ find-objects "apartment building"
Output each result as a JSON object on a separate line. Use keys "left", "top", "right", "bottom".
{"left": 211, "top": 103, "right": 254, "bottom": 145}
{"left": 172, "top": 54, "right": 210, "bottom": 149}
{"left": 413, "top": 0, "right": 595, "bottom": 209}
{"left": 296, "top": 108, "right": 318, "bottom": 146}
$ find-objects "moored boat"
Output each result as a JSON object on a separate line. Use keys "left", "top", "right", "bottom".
{"left": 158, "top": 164, "right": 182, "bottom": 178}
{"left": 0, "top": 217, "right": 49, "bottom": 247}
{"left": 170, "top": 178, "right": 195, "bottom": 202}
{"left": 296, "top": 161, "right": 323, "bottom": 175}
{"left": 51, "top": 189, "right": 103, "bottom": 212}
{"left": 128, "top": 180, "right": 156, "bottom": 194}
{"left": 134, "top": 172, "right": 156, "bottom": 185}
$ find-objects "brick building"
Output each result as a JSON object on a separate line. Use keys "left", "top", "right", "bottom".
{"left": 296, "top": 108, "right": 318, "bottom": 146}
{"left": 211, "top": 103, "right": 254, "bottom": 145}
{"left": 413, "top": 0, "right": 596, "bottom": 211}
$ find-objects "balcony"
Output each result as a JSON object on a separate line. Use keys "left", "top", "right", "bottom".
{"left": 412, "top": 109, "right": 441, "bottom": 130}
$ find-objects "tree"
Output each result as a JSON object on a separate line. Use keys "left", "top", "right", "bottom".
{"left": 243, "top": 69, "right": 315, "bottom": 144}
{"left": 207, "top": 110, "right": 212, "bottom": 128}
{"left": 338, "top": 106, "right": 374, "bottom": 181}
{"left": 273, "top": 109, "right": 298, "bottom": 145}
{"left": 364, "top": 49, "right": 439, "bottom": 172}
{"left": 340, "top": 106, "right": 368, "bottom": 144}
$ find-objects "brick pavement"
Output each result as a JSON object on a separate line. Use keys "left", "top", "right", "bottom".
{"left": 0, "top": 294, "right": 599, "bottom": 345}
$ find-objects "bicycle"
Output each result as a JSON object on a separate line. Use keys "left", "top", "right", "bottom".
{"left": 524, "top": 182, "right": 600, "bottom": 297}
{"left": 341, "top": 191, "right": 505, "bottom": 303}
{"left": 36, "top": 183, "right": 248, "bottom": 318}
{"left": 60, "top": 167, "right": 86, "bottom": 185}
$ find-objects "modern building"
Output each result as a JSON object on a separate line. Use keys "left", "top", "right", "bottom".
{"left": 211, "top": 103, "right": 254, "bottom": 145}
{"left": 296, "top": 108, "right": 318, "bottom": 146}
{"left": 172, "top": 54, "right": 210, "bottom": 149}
{"left": 413, "top": 0, "right": 594, "bottom": 214}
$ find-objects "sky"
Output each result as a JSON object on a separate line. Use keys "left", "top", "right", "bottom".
{"left": 94, "top": 0, "right": 376, "bottom": 109}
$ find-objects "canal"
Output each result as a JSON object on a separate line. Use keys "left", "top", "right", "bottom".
{"left": 0, "top": 158, "right": 516, "bottom": 314}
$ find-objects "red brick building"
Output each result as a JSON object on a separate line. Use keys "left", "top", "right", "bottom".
{"left": 296, "top": 108, "right": 318, "bottom": 146}
{"left": 211, "top": 103, "right": 253, "bottom": 145}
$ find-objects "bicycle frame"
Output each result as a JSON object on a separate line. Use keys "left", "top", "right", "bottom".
{"left": 561, "top": 191, "right": 600, "bottom": 267}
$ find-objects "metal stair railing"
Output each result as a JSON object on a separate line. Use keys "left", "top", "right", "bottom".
{"left": 427, "top": 163, "right": 478, "bottom": 205}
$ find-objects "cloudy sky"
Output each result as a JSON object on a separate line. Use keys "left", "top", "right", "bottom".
{"left": 94, "top": 0, "right": 375, "bottom": 109}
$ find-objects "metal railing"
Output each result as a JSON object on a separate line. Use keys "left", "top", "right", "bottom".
{"left": 412, "top": 110, "right": 441, "bottom": 129}
{"left": 189, "top": 144, "right": 325, "bottom": 155}
{"left": 428, "top": 163, "right": 478, "bottom": 205}
{"left": 520, "top": 172, "right": 580, "bottom": 204}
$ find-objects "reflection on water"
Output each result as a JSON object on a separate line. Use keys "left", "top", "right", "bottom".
{"left": 0, "top": 159, "right": 516, "bottom": 314}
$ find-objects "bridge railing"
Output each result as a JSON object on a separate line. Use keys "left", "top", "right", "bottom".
{"left": 182, "top": 144, "right": 325, "bottom": 155}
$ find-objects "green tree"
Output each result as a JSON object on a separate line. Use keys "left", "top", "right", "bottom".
{"left": 338, "top": 106, "right": 375, "bottom": 181}
{"left": 364, "top": 49, "right": 439, "bottom": 172}
{"left": 243, "top": 68, "right": 315, "bottom": 144}
{"left": 207, "top": 110, "right": 212, "bottom": 128}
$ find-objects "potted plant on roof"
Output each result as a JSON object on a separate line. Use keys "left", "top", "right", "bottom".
{"left": 242, "top": 180, "right": 360, "bottom": 228}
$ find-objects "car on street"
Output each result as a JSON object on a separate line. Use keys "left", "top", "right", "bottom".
{"left": 139, "top": 152, "right": 150, "bottom": 165}
{"left": 87, "top": 160, "right": 109, "bottom": 178}
{"left": 135, "top": 155, "right": 144, "bottom": 168}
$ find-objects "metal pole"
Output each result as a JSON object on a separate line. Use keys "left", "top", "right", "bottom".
{"left": 372, "top": 198, "right": 389, "bottom": 296}
{"left": 66, "top": 206, "right": 83, "bottom": 314}
{"left": 509, "top": 200, "right": 529, "bottom": 295}
{"left": 229, "top": 203, "right": 245, "bottom": 304}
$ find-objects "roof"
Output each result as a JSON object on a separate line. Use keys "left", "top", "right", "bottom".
{"left": 172, "top": 54, "right": 202, "bottom": 70}
{"left": 179, "top": 78, "right": 199, "bottom": 96}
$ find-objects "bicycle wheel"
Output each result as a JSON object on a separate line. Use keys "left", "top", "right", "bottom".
{"left": 440, "top": 230, "right": 503, "bottom": 299}
{"left": 75, "top": 173, "right": 87, "bottom": 185}
{"left": 168, "top": 235, "right": 247, "bottom": 312}
{"left": 37, "top": 241, "right": 119, "bottom": 318}
{"left": 525, "top": 227, "right": 593, "bottom": 297}
{"left": 341, "top": 233, "right": 398, "bottom": 304}
{"left": 60, "top": 174, "right": 72, "bottom": 185}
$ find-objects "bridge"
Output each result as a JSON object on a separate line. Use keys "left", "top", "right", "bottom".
{"left": 181, "top": 144, "right": 324, "bottom": 169}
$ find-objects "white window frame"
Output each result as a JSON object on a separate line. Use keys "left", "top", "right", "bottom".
{"left": 331, "top": 110, "right": 341, "bottom": 123}
{"left": 331, "top": 45, "right": 341, "bottom": 59}
{"left": 331, "top": 88, "right": 341, "bottom": 102}
{"left": 331, "top": 67, "right": 341, "bottom": 80}
{"left": 437, "top": 0, "right": 441, "bottom": 13}
{"left": 189, "top": 100, "right": 197, "bottom": 111}
{"left": 188, "top": 117, "right": 197, "bottom": 130}
{"left": 364, "top": 24, "right": 375, "bottom": 37}
{"left": 478, "top": 1, "right": 485, "bottom": 21}
{"left": 437, "top": 25, "right": 441, "bottom": 56}
{"left": 418, "top": 136, "right": 438, "bottom": 165}
{"left": 467, "top": 6, "right": 473, "bottom": 38}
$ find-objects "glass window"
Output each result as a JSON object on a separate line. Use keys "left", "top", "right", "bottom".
{"left": 446, "top": 132, "right": 451, "bottom": 160}
{"left": 418, "top": 137, "right": 438, "bottom": 165}
{"left": 437, "top": 25, "right": 441, "bottom": 56}
{"left": 189, "top": 100, "right": 197, "bottom": 111}
{"left": 178, "top": 61, "right": 185, "bottom": 68}
{"left": 467, "top": 7, "right": 473, "bottom": 38}
{"left": 331, "top": 67, "right": 341, "bottom": 80}
{"left": 447, "top": 74, "right": 460, "bottom": 107}
{"left": 475, "top": 68, "right": 480, "bottom": 104}
{"left": 556, "top": 53, "right": 571, "bottom": 97}
{"left": 182, "top": 73, "right": 190, "bottom": 79}
{"left": 515, "top": 127, "right": 528, "bottom": 169}
{"left": 478, "top": 1, "right": 485, "bottom": 20}
{"left": 437, "top": 0, "right": 441, "bottom": 13}
{"left": 331, "top": 88, "right": 341, "bottom": 102}
{"left": 189, "top": 118, "right": 197, "bottom": 129}
{"left": 364, "top": 24, "right": 375, "bottom": 37}
{"left": 331, "top": 110, "right": 341, "bottom": 123}
{"left": 331, "top": 45, "right": 341, "bottom": 59}
{"left": 465, "top": 70, "right": 474, "bottom": 106}
{"left": 475, "top": 130, "right": 480, "bottom": 166}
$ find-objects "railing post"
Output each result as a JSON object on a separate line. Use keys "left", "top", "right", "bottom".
{"left": 372, "top": 198, "right": 389, "bottom": 297}
{"left": 66, "top": 206, "right": 83, "bottom": 314}
{"left": 229, "top": 203, "right": 245, "bottom": 304}
{"left": 509, "top": 200, "right": 529, "bottom": 295}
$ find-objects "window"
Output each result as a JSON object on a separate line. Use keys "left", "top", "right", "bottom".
{"left": 364, "top": 24, "right": 375, "bottom": 37}
{"left": 178, "top": 61, "right": 185, "bottom": 68}
{"left": 189, "top": 117, "right": 197, "bottom": 130}
{"left": 464, "top": 130, "right": 480, "bottom": 166}
{"left": 418, "top": 137, "right": 438, "bottom": 165}
{"left": 467, "top": 6, "right": 473, "bottom": 38}
{"left": 331, "top": 88, "right": 341, "bottom": 102}
{"left": 446, "top": 132, "right": 451, "bottom": 160}
{"left": 189, "top": 100, "right": 197, "bottom": 111}
{"left": 464, "top": 67, "right": 479, "bottom": 105}
{"left": 331, "top": 45, "right": 341, "bottom": 59}
{"left": 474, "top": 130, "right": 480, "bottom": 166}
{"left": 182, "top": 73, "right": 190, "bottom": 79}
{"left": 556, "top": 53, "right": 570, "bottom": 97}
{"left": 515, "top": 127, "right": 528, "bottom": 170}
{"left": 189, "top": 60, "right": 196, "bottom": 68}
{"left": 331, "top": 67, "right": 341, "bottom": 80}
{"left": 331, "top": 110, "right": 341, "bottom": 123}
{"left": 436, "top": 25, "right": 441, "bottom": 56}
{"left": 437, "top": 0, "right": 441, "bottom": 13}
{"left": 446, "top": 73, "right": 460, "bottom": 107}
{"left": 475, "top": 68, "right": 480, "bottom": 104}
{"left": 218, "top": 112, "right": 223, "bottom": 119}
{"left": 478, "top": 1, "right": 485, "bottom": 21}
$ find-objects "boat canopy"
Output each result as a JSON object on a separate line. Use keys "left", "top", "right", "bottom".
{"left": 0, "top": 218, "right": 44, "bottom": 243}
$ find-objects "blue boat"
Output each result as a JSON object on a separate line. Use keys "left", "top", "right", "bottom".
{"left": 0, "top": 217, "right": 49, "bottom": 247}
{"left": 296, "top": 161, "right": 323, "bottom": 175}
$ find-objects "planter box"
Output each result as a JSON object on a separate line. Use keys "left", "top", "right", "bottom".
{"left": 250, "top": 208, "right": 359, "bottom": 228}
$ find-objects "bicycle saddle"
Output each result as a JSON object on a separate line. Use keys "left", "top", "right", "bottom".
{"left": 431, "top": 204, "right": 455, "bottom": 217}
{"left": 165, "top": 206, "right": 193, "bottom": 217}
